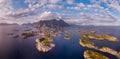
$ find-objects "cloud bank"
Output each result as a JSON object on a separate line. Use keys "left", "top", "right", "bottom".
{"left": 0, "top": 0, "right": 120, "bottom": 26}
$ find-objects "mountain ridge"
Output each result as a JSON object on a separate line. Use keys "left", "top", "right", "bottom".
{"left": 33, "top": 19, "right": 70, "bottom": 28}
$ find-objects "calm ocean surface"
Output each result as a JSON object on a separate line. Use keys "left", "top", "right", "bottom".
{"left": 0, "top": 25, "right": 120, "bottom": 59}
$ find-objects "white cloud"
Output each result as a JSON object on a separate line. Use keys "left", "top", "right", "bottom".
{"left": 37, "top": 11, "right": 62, "bottom": 21}
{"left": 66, "top": 6, "right": 80, "bottom": 10}
{"left": 108, "top": 3, "right": 120, "bottom": 12}
{"left": 81, "top": 21, "right": 120, "bottom": 26}
{"left": 63, "top": 12, "right": 118, "bottom": 26}
{"left": 0, "top": 0, "right": 39, "bottom": 24}
{"left": 46, "top": 4, "right": 56, "bottom": 9}
{"left": 24, "top": 0, "right": 47, "bottom": 11}
{"left": 66, "top": 0, "right": 74, "bottom": 4}
{"left": 0, "top": 0, "right": 12, "bottom": 16}
{"left": 77, "top": 3, "right": 85, "bottom": 7}
{"left": 0, "top": 0, "right": 15, "bottom": 24}
{"left": 49, "top": 0, "right": 59, "bottom": 4}
{"left": 0, "top": 0, "right": 120, "bottom": 26}
{"left": 90, "top": 0, "right": 120, "bottom": 13}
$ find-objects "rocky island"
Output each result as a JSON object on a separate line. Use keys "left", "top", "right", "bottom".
{"left": 83, "top": 34, "right": 118, "bottom": 42}
{"left": 84, "top": 50, "right": 109, "bottom": 59}
{"left": 99, "top": 46, "right": 120, "bottom": 59}
{"left": 36, "top": 37, "right": 55, "bottom": 52}
{"left": 81, "top": 30, "right": 118, "bottom": 42}
{"left": 79, "top": 37, "right": 120, "bottom": 59}
{"left": 64, "top": 33, "right": 71, "bottom": 40}
{"left": 79, "top": 38, "right": 98, "bottom": 49}
{"left": 20, "top": 31, "right": 37, "bottom": 39}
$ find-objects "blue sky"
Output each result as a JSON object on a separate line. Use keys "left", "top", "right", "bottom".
{"left": 12, "top": 0, "right": 28, "bottom": 10}
{"left": 12, "top": 0, "right": 90, "bottom": 9}
{"left": 0, "top": 0, "right": 120, "bottom": 26}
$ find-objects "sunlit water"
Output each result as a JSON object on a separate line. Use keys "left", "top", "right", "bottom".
{"left": 0, "top": 25, "right": 120, "bottom": 59}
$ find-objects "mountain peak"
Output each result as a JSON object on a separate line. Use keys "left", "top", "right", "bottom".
{"left": 33, "top": 19, "right": 70, "bottom": 28}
